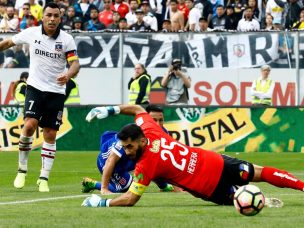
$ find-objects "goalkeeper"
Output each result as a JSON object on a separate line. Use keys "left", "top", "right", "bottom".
{"left": 81, "top": 105, "right": 175, "bottom": 194}
{"left": 82, "top": 104, "right": 304, "bottom": 208}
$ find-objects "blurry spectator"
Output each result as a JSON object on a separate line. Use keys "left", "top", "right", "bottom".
{"left": 149, "top": 0, "right": 167, "bottom": 31}
{"left": 248, "top": 0, "right": 261, "bottom": 22}
{"left": 0, "top": 6, "right": 19, "bottom": 32}
{"left": 26, "top": 15, "right": 37, "bottom": 28}
{"left": 129, "top": 8, "right": 151, "bottom": 31}
{"left": 118, "top": 17, "right": 128, "bottom": 30}
{"left": 168, "top": 0, "right": 184, "bottom": 32}
{"left": 226, "top": 4, "right": 238, "bottom": 30}
{"left": 91, "top": 0, "right": 104, "bottom": 12}
{"left": 237, "top": 6, "right": 260, "bottom": 31}
{"left": 19, "top": 3, "right": 38, "bottom": 31}
{"left": 128, "top": 63, "right": 151, "bottom": 105}
{"left": 107, "top": 10, "right": 120, "bottom": 29}
{"left": 194, "top": 0, "right": 213, "bottom": 23}
{"left": 28, "top": 0, "right": 43, "bottom": 23}
{"left": 98, "top": 0, "right": 114, "bottom": 27}
{"left": 73, "top": 16, "right": 84, "bottom": 30}
{"left": 59, "top": 6, "right": 66, "bottom": 18}
{"left": 263, "top": 14, "right": 275, "bottom": 30}
{"left": 2, "top": 49, "right": 14, "bottom": 68}
{"left": 197, "top": 17, "right": 212, "bottom": 31}
{"left": 185, "top": 0, "right": 200, "bottom": 31}
{"left": 162, "top": 18, "right": 172, "bottom": 32}
{"left": 125, "top": 0, "right": 138, "bottom": 26}
{"left": 292, "top": 8, "right": 304, "bottom": 29}
{"left": 210, "top": 5, "right": 233, "bottom": 30}
{"left": 110, "top": 0, "right": 129, "bottom": 18}
{"left": 84, "top": 7, "right": 106, "bottom": 31}
{"left": 0, "top": 2, "right": 6, "bottom": 21}
{"left": 9, "top": 44, "right": 29, "bottom": 68}
{"left": 13, "top": 71, "right": 28, "bottom": 105}
{"left": 266, "top": 0, "right": 285, "bottom": 28}
{"left": 61, "top": 6, "right": 77, "bottom": 30}
{"left": 177, "top": 0, "right": 190, "bottom": 23}
{"left": 74, "top": 0, "right": 97, "bottom": 22}
{"left": 284, "top": 0, "right": 302, "bottom": 29}
{"left": 251, "top": 65, "right": 274, "bottom": 106}
{"left": 272, "top": 17, "right": 283, "bottom": 30}
{"left": 209, "top": 0, "right": 225, "bottom": 17}
{"left": 161, "top": 59, "right": 191, "bottom": 105}
{"left": 141, "top": 0, "right": 158, "bottom": 31}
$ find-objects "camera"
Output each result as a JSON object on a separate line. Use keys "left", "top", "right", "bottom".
{"left": 172, "top": 59, "right": 182, "bottom": 71}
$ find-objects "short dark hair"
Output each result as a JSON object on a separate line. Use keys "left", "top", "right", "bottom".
{"left": 20, "top": 72, "right": 29, "bottom": 80}
{"left": 145, "top": 105, "right": 164, "bottom": 113}
{"left": 43, "top": 2, "right": 60, "bottom": 12}
{"left": 117, "top": 124, "right": 144, "bottom": 141}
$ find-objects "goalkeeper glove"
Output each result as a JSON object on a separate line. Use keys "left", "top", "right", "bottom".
{"left": 85, "top": 106, "right": 120, "bottom": 122}
{"left": 81, "top": 194, "right": 112, "bottom": 207}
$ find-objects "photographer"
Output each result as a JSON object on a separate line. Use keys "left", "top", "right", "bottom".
{"left": 161, "top": 59, "right": 191, "bottom": 105}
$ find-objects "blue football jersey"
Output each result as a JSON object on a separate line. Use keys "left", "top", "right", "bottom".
{"left": 98, "top": 131, "right": 135, "bottom": 173}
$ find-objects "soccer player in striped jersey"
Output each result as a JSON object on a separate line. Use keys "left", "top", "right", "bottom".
{"left": 82, "top": 104, "right": 304, "bottom": 207}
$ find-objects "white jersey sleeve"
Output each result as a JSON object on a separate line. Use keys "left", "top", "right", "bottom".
{"left": 12, "top": 27, "right": 35, "bottom": 45}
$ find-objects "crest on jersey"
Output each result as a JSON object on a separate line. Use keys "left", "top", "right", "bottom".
{"left": 55, "top": 42, "right": 63, "bottom": 52}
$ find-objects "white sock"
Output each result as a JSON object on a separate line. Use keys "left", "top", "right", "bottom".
{"left": 40, "top": 142, "right": 56, "bottom": 180}
{"left": 18, "top": 135, "right": 33, "bottom": 172}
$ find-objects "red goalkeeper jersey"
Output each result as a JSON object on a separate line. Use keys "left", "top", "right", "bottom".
{"left": 133, "top": 113, "right": 224, "bottom": 198}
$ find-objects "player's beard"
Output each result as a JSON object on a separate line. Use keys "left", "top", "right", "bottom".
{"left": 134, "top": 146, "right": 144, "bottom": 162}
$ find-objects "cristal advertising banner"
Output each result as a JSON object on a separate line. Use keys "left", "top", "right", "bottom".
{"left": 1, "top": 106, "right": 304, "bottom": 153}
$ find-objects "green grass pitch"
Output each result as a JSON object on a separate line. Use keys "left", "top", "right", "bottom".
{"left": 0, "top": 151, "right": 303, "bottom": 227}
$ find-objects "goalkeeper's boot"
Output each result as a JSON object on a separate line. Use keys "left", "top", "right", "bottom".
{"left": 81, "top": 177, "right": 97, "bottom": 193}
{"left": 160, "top": 184, "right": 174, "bottom": 192}
{"left": 265, "top": 197, "right": 284, "bottom": 208}
{"left": 13, "top": 170, "right": 27, "bottom": 189}
{"left": 37, "top": 178, "right": 50, "bottom": 192}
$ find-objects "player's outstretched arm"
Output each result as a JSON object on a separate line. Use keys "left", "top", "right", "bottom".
{"left": 86, "top": 105, "right": 146, "bottom": 122}
{"left": 81, "top": 190, "right": 141, "bottom": 207}
{"left": 0, "top": 39, "right": 15, "bottom": 51}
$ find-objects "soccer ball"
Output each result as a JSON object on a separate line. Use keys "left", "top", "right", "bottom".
{"left": 233, "top": 185, "right": 265, "bottom": 216}
{"left": 81, "top": 194, "right": 102, "bottom": 207}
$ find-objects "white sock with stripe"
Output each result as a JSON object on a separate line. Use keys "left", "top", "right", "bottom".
{"left": 18, "top": 135, "right": 33, "bottom": 172}
{"left": 40, "top": 142, "right": 56, "bottom": 180}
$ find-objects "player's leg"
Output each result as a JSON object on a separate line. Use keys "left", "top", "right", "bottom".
{"left": 252, "top": 165, "right": 304, "bottom": 191}
{"left": 14, "top": 86, "right": 41, "bottom": 189}
{"left": 36, "top": 91, "right": 65, "bottom": 192}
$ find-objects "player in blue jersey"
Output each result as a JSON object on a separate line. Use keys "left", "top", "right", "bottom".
{"left": 81, "top": 105, "right": 175, "bottom": 194}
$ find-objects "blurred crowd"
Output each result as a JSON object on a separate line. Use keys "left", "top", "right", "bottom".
{"left": 0, "top": 0, "right": 304, "bottom": 33}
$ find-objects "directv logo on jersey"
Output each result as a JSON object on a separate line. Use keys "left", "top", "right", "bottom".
{"left": 55, "top": 42, "right": 63, "bottom": 52}
{"left": 35, "top": 49, "right": 61, "bottom": 59}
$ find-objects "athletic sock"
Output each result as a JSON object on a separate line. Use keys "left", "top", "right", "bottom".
{"left": 261, "top": 166, "right": 304, "bottom": 191}
{"left": 95, "top": 182, "right": 101, "bottom": 190}
{"left": 40, "top": 142, "right": 56, "bottom": 180}
{"left": 18, "top": 135, "right": 33, "bottom": 172}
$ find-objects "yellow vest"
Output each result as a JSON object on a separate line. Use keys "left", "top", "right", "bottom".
{"left": 14, "top": 81, "right": 26, "bottom": 105}
{"left": 252, "top": 78, "right": 273, "bottom": 105}
{"left": 65, "top": 78, "right": 80, "bottom": 105}
{"left": 128, "top": 74, "right": 151, "bottom": 104}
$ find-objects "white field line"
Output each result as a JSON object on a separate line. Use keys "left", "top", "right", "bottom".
{"left": 0, "top": 194, "right": 89, "bottom": 206}
{"left": 0, "top": 192, "right": 303, "bottom": 206}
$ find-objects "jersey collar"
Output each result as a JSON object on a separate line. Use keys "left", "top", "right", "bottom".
{"left": 42, "top": 25, "right": 61, "bottom": 39}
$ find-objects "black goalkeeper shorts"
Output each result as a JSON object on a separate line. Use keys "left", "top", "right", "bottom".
{"left": 207, "top": 154, "right": 255, "bottom": 205}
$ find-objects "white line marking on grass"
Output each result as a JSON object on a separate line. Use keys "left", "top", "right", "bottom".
{"left": 0, "top": 194, "right": 89, "bottom": 206}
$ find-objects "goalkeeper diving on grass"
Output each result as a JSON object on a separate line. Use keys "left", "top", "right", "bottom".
{"left": 82, "top": 105, "right": 176, "bottom": 194}
{"left": 82, "top": 104, "right": 304, "bottom": 208}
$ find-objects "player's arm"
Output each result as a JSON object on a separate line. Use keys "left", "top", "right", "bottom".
{"left": 57, "top": 50, "right": 80, "bottom": 86}
{"left": 108, "top": 190, "right": 141, "bottom": 206}
{"left": 0, "top": 39, "right": 15, "bottom": 51}
{"left": 101, "top": 151, "right": 121, "bottom": 194}
{"left": 86, "top": 105, "right": 146, "bottom": 122}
